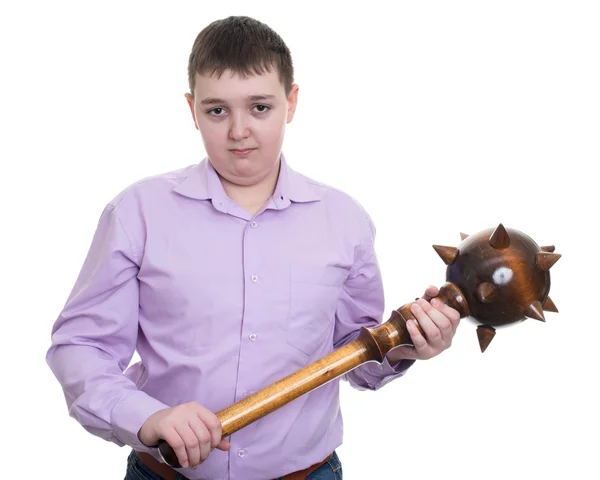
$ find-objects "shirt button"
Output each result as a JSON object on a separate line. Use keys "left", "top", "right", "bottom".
{"left": 237, "top": 449, "right": 245, "bottom": 457}
{"left": 248, "top": 333, "right": 257, "bottom": 341}
{"left": 250, "top": 221, "right": 258, "bottom": 228}
{"left": 251, "top": 275, "right": 258, "bottom": 282}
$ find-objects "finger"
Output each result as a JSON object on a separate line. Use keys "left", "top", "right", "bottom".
{"left": 199, "top": 412, "right": 223, "bottom": 450}
{"left": 173, "top": 423, "right": 201, "bottom": 467}
{"left": 421, "top": 299, "right": 455, "bottom": 340}
{"left": 162, "top": 429, "right": 189, "bottom": 469}
{"left": 410, "top": 300, "right": 441, "bottom": 344}
{"left": 188, "top": 419, "right": 212, "bottom": 464}
{"left": 412, "top": 300, "right": 452, "bottom": 351}
{"left": 432, "top": 298, "right": 461, "bottom": 330}
{"left": 405, "top": 317, "right": 428, "bottom": 351}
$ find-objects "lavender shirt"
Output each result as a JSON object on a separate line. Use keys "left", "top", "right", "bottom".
{"left": 46, "top": 153, "right": 413, "bottom": 480}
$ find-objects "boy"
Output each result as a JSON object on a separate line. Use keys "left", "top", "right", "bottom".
{"left": 46, "top": 16, "right": 460, "bottom": 480}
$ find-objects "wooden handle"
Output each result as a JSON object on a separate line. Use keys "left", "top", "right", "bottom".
{"left": 158, "top": 282, "right": 469, "bottom": 467}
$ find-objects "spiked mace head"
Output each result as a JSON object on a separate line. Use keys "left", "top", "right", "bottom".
{"left": 433, "top": 224, "right": 561, "bottom": 352}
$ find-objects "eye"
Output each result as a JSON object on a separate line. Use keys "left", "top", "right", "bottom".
{"left": 253, "top": 104, "right": 270, "bottom": 113}
{"left": 208, "top": 107, "right": 226, "bottom": 116}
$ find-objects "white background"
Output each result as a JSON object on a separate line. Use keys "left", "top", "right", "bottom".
{"left": 2, "top": 1, "right": 599, "bottom": 478}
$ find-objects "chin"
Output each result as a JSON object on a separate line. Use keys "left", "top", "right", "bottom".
{"left": 216, "top": 162, "right": 259, "bottom": 183}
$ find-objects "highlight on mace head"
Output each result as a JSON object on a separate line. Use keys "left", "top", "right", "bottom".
{"left": 432, "top": 223, "right": 561, "bottom": 352}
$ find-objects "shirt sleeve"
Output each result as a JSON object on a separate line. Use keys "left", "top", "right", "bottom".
{"left": 46, "top": 203, "right": 168, "bottom": 451}
{"left": 333, "top": 214, "right": 415, "bottom": 391}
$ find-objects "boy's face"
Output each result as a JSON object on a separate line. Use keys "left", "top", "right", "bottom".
{"left": 185, "top": 69, "right": 298, "bottom": 188}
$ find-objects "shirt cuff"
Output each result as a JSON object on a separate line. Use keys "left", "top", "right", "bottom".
{"left": 111, "top": 391, "right": 170, "bottom": 452}
{"left": 387, "top": 357, "right": 416, "bottom": 374}
{"left": 347, "top": 356, "right": 416, "bottom": 391}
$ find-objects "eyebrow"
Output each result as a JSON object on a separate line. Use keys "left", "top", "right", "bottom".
{"left": 200, "top": 94, "right": 276, "bottom": 106}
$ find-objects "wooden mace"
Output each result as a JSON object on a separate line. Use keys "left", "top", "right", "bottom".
{"left": 158, "top": 223, "right": 561, "bottom": 467}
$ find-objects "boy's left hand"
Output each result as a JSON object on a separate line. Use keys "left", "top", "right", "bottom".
{"left": 386, "top": 285, "right": 461, "bottom": 363}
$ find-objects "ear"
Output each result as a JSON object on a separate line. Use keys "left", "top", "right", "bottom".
{"left": 286, "top": 84, "right": 299, "bottom": 123}
{"left": 184, "top": 93, "right": 199, "bottom": 130}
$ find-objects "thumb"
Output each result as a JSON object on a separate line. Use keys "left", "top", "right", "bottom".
{"left": 389, "top": 345, "right": 417, "bottom": 362}
{"left": 217, "top": 439, "right": 231, "bottom": 451}
{"left": 422, "top": 285, "right": 439, "bottom": 301}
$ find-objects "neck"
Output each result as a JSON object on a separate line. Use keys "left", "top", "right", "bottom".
{"left": 220, "top": 161, "right": 281, "bottom": 216}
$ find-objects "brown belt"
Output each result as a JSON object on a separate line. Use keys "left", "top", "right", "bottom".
{"left": 135, "top": 451, "right": 332, "bottom": 480}
{"left": 136, "top": 451, "right": 185, "bottom": 480}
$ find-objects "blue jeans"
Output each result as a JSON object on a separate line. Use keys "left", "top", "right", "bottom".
{"left": 124, "top": 450, "right": 188, "bottom": 480}
{"left": 276, "top": 451, "right": 342, "bottom": 480}
{"left": 124, "top": 450, "right": 342, "bottom": 480}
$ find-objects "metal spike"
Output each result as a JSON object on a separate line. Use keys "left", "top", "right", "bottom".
{"left": 536, "top": 252, "right": 561, "bottom": 271}
{"left": 541, "top": 245, "right": 555, "bottom": 252}
{"left": 542, "top": 296, "right": 559, "bottom": 313}
{"left": 432, "top": 245, "right": 458, "bottom": 265}
{"left": 524, "top": 301, "right": 545, "bottom": 321}
{"left": 460, "top": 232, "right": 469, "bottom": 240}
{"left": 476, "top": 282, "right": 498, "bottom": 303}
{"left": 477, "top": 325, "right": 496, "bottom": 353}
{"left": 489, "top": 223, "right": 511, "bottom": 249}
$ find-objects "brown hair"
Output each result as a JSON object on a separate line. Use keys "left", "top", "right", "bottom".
{"left": 187, "top": 16, "right": 294, "bottom": 98}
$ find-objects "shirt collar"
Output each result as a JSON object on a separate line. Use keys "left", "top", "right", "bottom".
{"left": 172, "top": 152, "right": 323, "bottom": 210}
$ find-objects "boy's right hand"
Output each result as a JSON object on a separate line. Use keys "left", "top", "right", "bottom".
{"left": 138, "top": 402, "right": 231, "bottom": 468}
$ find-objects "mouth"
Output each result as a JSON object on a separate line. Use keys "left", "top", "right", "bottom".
{"left": 230, "top": 148, "right": 256, "bottom": 156}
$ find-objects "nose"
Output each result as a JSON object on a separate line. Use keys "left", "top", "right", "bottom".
{"left": 229, "top": 111, "right": 250, "bottom": 141}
